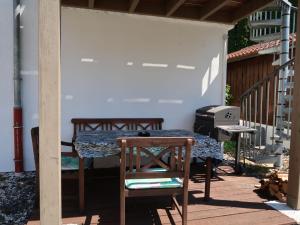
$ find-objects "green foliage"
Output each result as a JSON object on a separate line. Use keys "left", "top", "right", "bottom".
{"left": 225, "top": 84, "right": 233, "bottom": 106}
{"left": 224, "top": 141, "right": 236, "bottom": 156}
{"left": 290, "top": 0, "right": 298, "bottom": 6}
{"left": 228, "top": 19, "right": 256, "bottom": 53}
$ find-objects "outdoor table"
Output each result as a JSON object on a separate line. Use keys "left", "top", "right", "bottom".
{"left": 74, "top": 129, "right": 222, "bottom": 212}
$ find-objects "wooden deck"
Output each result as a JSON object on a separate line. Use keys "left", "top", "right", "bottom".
{"left": 27, "top": 164, "right": 296, "bottom": 225}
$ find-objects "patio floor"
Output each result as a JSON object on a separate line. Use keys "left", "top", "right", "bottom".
{"left": 27, "top": 164, "right": 296, "bottom": 225}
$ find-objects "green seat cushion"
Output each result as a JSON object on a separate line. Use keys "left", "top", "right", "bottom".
{"left": 125, "top": 168, "right": 182, "bottom": 189}
{"left": 61, "top": 156, "right": 92, "bottom": 170}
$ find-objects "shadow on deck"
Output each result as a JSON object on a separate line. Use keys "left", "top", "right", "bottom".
{"left": 27, "top": 164, "right": 296, "bottom": 225}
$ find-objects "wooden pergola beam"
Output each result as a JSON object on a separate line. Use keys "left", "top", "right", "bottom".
{"left": 231, "top": 0, "right": 274, "bottom": 23}
{"left": 199, "top": 0, "right": 231, "bottom": 21}
{"left": 88, "top": 0, "right": 95, "bottom": 9}
{"left": 129, "top": 0, "right": 140, "bottom": 13}
{"left": 39, "top": 0, "right": 61, "bottom": 224}
{"left": 166, "top": 0, "right": 187, "bottom": 17}
{"left": 287, "top": 5, "right": 300, "bottom": 210}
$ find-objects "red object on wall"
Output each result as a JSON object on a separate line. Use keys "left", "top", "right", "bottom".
{"left": 14, "top": 107, "right": 23, "bottom": 172}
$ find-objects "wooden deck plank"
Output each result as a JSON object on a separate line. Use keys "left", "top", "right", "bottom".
{"left": 27, "top": 165, "right": 296, "bottom": 225}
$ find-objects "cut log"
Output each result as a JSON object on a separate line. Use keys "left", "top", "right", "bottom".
{"left": 281, "top": 182, "right": 288, "bottom": 194}
{"left": 277, "top": 173, "right": 288, "bottom": 182}
{"left": 274, "top": 192, "right": 285, "bottom": 202}
{"left": 258, "top": 171, "right": 288, "bottom": 202}
{"left": 269, "top": 183, "right": 280, "bottom": 193}
{"left": 269, "top": 186, "right": 276, "bottom": 196}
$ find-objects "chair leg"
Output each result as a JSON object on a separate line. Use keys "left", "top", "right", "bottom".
{"left": 120, "top": 192, "right": 125, "bottom": 225}
{"left": 171, "top": 194, "right": 176, "bottom": 210}
{"left": 35, "top": 176, "right": 40, "bottom": 208}
{"left": 182, "top": 189, "right": 188, "bottom": 225}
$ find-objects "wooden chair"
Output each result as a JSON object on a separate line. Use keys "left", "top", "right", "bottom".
{"left": 118, "top": 137, "right": 194, "bottom": 225}
{"left": 31, "top": 127, "right": 79, "bottom": 205}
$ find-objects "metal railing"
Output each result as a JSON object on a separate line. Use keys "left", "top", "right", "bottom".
{"left": 240, "top": 59, "right": 295, "bottom": 162}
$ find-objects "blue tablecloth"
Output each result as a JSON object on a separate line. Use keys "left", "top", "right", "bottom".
{"left": 74, "top": 129, "right": 223, "bottom": 160}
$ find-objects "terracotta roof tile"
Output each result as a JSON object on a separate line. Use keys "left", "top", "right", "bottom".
{"left": 228, "top": 34, "right": 296, "bottom": 62}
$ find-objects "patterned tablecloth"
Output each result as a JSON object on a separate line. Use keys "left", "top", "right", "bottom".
{"left": 74, "top": 130, "right": 223, "bottom": 161}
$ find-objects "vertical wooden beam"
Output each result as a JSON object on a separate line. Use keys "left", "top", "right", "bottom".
{"left": 166, "top": 0, "right": 187, "bottom": 17}
{"left": 88, "top": 0, "right": 95, "bottom": 9}
{"left": 129, "top": 0, "right": 140, "bottom": 13}
{"left": 38, "top": 0, "right": 61, "bottom": 224}
{"left": 198, "top": 0, "right": 231, "bottom": 21}
{"left": 287, "top": 6, "right": 300, "bottom": 210}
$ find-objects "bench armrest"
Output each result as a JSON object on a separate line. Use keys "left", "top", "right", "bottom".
{"left": 61, "top": 151, "right": 78, "bottom": 157}
{"left": 61, "top": 141, "right": 73, "bottom": 147}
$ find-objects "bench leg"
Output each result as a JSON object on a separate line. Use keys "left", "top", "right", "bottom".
{"left": 79, "top": 158, "right": 85, "bottom": 213}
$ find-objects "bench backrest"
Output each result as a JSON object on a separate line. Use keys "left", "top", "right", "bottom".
{"left": 71, "top": 118, "right": 164, "bottom": 140}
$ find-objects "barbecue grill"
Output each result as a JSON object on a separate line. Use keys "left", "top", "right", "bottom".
{"left": 194, "top": 105, "right": 256, "bottom": 173}
{"left": 194, "top": 105, "right": 240, "bottom": 142}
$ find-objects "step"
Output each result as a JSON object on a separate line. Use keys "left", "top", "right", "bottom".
{"left": 272, "top": 58, "right": 280, "bottom": 66}
{"left": 270, "top": 135, "right": 280, "bottom": 141}
{"left": 281, "top": 132, "right": 291, "bottom": 140}
{"left": 283, "top": 107, "right": 292, "bottom": 114}
{"left": 283, "top": 121, "right": 292, "bottom": 128}
{"left": 285, "top": 82, "right": 294, "bottom": 89}
{"left": 283, "top": 95, "right": 293, "bottom": 101}
{"left": 270, "top": 133, "right": 291, "bottom": 141}
{"left": 288, "top": 70, "right": 295, "bottom": 77}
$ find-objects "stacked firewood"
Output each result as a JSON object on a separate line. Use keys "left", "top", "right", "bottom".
{"left": 258, "top": 171, "right": 288, "bottom": 202}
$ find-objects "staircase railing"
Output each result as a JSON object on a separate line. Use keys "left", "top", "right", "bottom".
{"left": 240, "top": 58, "right": 295, "bottom": 163}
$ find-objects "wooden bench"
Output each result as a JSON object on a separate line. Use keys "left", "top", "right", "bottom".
{"left": 71, "top": 118, "right": 164, "bottom": 140}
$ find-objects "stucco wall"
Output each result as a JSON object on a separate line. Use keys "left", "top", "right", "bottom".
{"left": 0, "top": 0, "right": 14, "bottom": 171}
{"left": 1, "top": 3, "right": 230, "bottom": 171}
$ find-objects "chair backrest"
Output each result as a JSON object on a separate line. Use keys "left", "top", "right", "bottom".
{"left": 71, "top": 118, "right": 164, "bottom": 141}
{"left": 31, "top": 127, "right": 40, "bottom": 176}
{"left": 117, "top": 137, "right": 194, "bottom": 181}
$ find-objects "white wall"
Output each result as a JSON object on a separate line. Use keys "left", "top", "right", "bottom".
{"left": 60, "top": 8, "right": 230, "bottom": 139}
{"left": 0, "top": 0, "right": 14, "bottom": 171}
{"left": 2, "top": 3, "right": 230, "bottom": 171}
{"left": 20, "top": 0, "right": 39, "bottom": 172}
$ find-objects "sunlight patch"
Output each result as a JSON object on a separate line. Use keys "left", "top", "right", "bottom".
{"left": 142, "top": 63, "right": 168, "bottom": 68}
{"left": 176, "top": 64, "right": 196, "bottom": 70}
{"left": 266, "top": 200, "right": 300, "bottom": 223}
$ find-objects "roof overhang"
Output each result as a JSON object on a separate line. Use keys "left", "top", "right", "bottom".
{"left": 61, "top": 0, "right": 275, "bottom": 25}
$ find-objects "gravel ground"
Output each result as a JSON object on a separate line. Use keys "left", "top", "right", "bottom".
{"left": 0, "top": 172, "right": 35, "bottom": 225}
{"left": 223, "top": 153, "right": 290, "bottom": 177}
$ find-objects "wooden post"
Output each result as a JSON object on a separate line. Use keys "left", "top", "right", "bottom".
{"left": 287, "top": 6, "right": 300, "bottom": 210}
{"left": 38, "top": 0, "right": 61, "bottom": 224}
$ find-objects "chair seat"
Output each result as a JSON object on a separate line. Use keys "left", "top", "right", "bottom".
{"left": 61, "top": 156, "right": 92, "bottom": 170}
{"left": 61, "top": 156, "right": 79, "bottom": 170}
{"left": 125, "top": 168, "right": 182, "bottom": 189}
